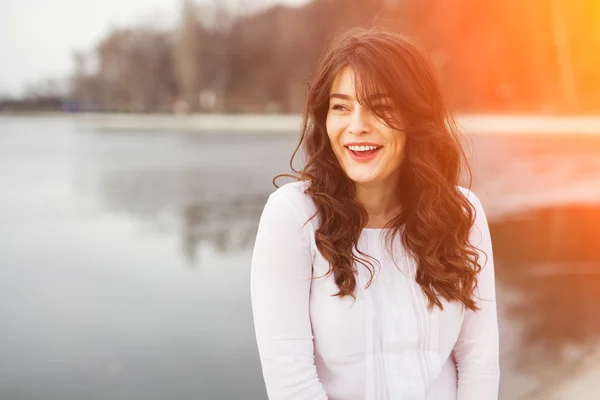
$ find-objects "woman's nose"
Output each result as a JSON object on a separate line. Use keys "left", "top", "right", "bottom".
{"left": 348, "top": 107, "right": 372, "bottom": 135}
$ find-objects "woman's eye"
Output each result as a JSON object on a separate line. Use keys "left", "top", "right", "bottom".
{"left": 332, "top": 104, "right": 348, "bottom": 111}
{"left": 375, "top": 104, "right": 393, "bottom": 112}
{"left": 374, "top": 105, "right": 395, "bottom": 116}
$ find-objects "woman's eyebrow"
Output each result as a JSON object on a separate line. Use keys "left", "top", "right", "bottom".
{"left": 329, "top": 93, "right": 354, "bottom": 101}
{"left": 329, "top": 93, "right": 390, "bottom": 101}
{"left": 369, "top": 93, "right": 392, "bottom": 101}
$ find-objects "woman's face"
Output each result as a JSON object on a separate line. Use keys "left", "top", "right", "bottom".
{"left": 326, "top": 66, "right": 407, "bottom": 186}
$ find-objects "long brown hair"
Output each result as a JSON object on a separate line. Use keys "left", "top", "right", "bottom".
{"left": 275, "top": 26, "right": 482, "bottom": 312}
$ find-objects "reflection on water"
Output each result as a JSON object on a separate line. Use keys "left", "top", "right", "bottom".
{"left": 492, "top": 205, "right": 600, "bottom": 265}
{"left": 98, "top": 168, "right": 268, "bottom": 265}
{"left": 1, "top": 116, "right": 600, "bottom": 399}
{"left": 491, "top": 205, "right": 600, "bottom": 372}
{"left": 467, "top": 133, "right": 600, "bottom": 219}
{"left": 179, "top": 195, "right": 265, "bottom": 263}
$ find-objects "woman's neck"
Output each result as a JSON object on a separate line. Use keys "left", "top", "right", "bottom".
{"left": 354, "top": 180, "right": 401, "bottom": 228}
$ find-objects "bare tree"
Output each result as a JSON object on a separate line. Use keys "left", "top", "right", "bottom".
{"left": 69, "top": 0, "right": 600, "bottom": 114}
{"left": 79, "top": 24, "right": 176, "bottom": 112}
{"left": 174, "top": 0, "right": 207, "bottom": 111}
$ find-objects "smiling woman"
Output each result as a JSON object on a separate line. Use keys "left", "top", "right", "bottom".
{"left": 250, "top": 26, "right": 499, "bottom": 400}
{"left": 326, "top": 66, "right": 407, "bottom": 196}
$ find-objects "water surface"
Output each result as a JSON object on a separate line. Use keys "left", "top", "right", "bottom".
{"left": 1, "top": 115, "right": 599, "bottom": 399}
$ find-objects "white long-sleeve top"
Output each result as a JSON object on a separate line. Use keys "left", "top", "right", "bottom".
{"left": 250, "top": 181, "right": 499, "bottom": 400}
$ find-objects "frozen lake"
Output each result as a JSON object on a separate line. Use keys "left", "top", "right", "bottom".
{"left": 1, "top": 115, "right": 599, "bottom": 399}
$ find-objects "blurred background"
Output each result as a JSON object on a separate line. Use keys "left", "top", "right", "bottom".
{"left": 1, "top": 0, "right": 599, "bottom": 399}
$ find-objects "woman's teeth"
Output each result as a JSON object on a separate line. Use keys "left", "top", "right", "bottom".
{"left": 347, "top": 145, "right": 380, "bottom": 151}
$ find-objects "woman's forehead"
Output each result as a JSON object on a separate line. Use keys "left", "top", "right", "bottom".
{"left": 330, "top": 66, "right": 356, "bottom": 94}
{"left": 326, "top": 64, "right": 405, "bottom": 127}
{"left": 330, "top": 67, "right": 389, "bottom": 102}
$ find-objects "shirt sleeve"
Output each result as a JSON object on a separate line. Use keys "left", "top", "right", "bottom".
{"left": 250, "top": 190, "right": 329, "bottom": 400}
{"left": 453, "top": 191, "right": 500, "bottom": 400}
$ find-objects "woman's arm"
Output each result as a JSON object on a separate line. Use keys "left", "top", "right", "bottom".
{"left": 250, "top": 190, "right": 328, "bottom": 400}
{"left": 453, "top": 191, "right": 500, "bottom": 400}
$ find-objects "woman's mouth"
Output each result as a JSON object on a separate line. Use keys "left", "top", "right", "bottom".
{"left": 345, "top": 145, "right": 382, "bottom": 163}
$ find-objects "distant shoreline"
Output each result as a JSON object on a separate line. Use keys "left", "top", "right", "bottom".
{"left": 3, "top": 112, "right": 600, "bottom": 135}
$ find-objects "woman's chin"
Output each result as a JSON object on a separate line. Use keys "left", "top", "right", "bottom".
{"left": 346, "top": 172, "right": 379, "bottom": 185}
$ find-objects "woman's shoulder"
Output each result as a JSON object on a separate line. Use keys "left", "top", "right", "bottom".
{"left": 457, "top": 185, "right": 484, "bottom": 211}
{"left": 268, "top": 180, "right": 319, "bottom": 228}
{"left": 272, "top": 179, "right": 310, "bottom": 199}
{"left": 457, "top": 186, "right": 490, "bottom": 243}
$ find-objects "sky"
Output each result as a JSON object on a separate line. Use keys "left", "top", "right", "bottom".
{"left": 0, "top": 0, "right": 309, "bottom": 97}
